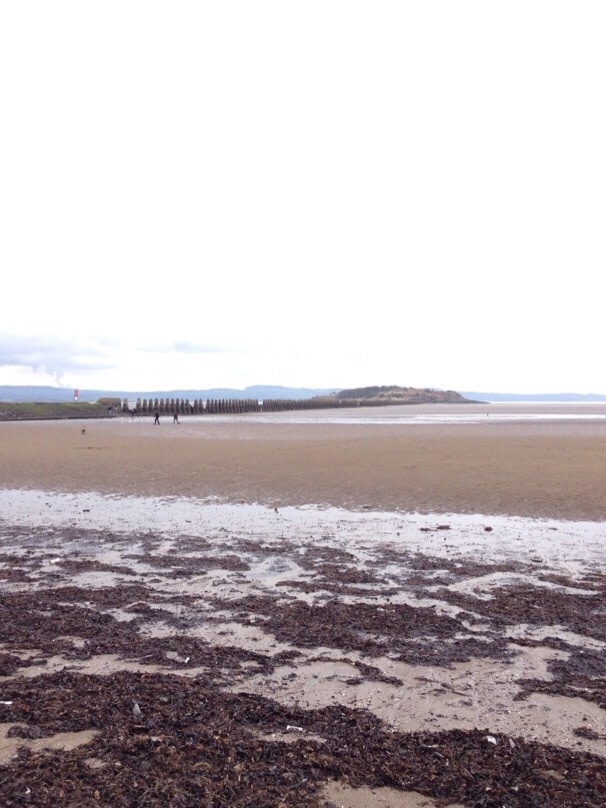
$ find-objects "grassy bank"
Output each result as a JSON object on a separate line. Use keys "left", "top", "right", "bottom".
{"left": 0, "top": 402, "right": 116, "bottom": 421}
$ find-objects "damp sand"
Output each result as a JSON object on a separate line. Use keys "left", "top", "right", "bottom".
{"left": 1, "top": 405, "right": 606, "bottom": 805}
{"left": 1, "top": 402, "right": 606, "bottom": 519}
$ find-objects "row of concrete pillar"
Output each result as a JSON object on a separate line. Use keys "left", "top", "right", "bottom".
{"left": 121, "top": 397, "right": 360, "bottom": 415}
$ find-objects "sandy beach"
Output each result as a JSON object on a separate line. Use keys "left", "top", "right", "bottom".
{"left": 1, "top": 404, "right": 606, "bottom": 806}
{"left": 1, "top": 402, "right": 606, "bottom": 520}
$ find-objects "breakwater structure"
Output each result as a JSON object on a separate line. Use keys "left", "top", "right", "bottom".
{"left": 123, "top": 397, "right": 353, "bottom": 415}
{"left": 123, "top": 386, "right": 473, "bottom": 416}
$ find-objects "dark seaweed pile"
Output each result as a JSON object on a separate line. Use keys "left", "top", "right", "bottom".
{"left": 2, "top": 671, "right": 606, "bottom": 807}
{"left": 1, "top": 521, "right": 605, "bottom": 806}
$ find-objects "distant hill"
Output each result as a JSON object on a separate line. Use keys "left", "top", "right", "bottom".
{"left": 0, "top": 386, "right": 86, "bottom": 402}
{"left": 320, "top": 385, "right": 474, "bottom": 405}
{"left": 0, "top": 384, "right": 339, "bottom": 403}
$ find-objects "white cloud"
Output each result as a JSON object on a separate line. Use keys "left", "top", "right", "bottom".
{"left": 1, "top": 2, "right": 605, "bottom": 394}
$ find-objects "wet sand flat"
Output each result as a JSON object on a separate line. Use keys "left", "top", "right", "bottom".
{"left": 1, "top": 404, "right": 606, "bottom": 519}
{"left": 1, "top": 404, "right": 606, "bottom": 806}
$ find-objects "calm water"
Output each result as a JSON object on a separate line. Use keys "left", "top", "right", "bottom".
{"left": 142, "top": 402, "right": 606, "bottom": 426}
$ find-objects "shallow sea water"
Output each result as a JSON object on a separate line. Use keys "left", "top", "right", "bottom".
{"left": 120, "top": 400, "right": 606, "bottom": 426}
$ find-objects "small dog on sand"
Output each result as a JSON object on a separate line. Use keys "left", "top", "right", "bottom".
{"left": 81, "top": 428, "right": 86, "bottom": 435}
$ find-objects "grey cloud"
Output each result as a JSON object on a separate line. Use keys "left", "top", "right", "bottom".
{"left": 0, "top": 334, "right": 117, "bottom": 380}
{"left": 0, "top": 335, "right": 233, "bottom": 384}
{"left": 171, "top": 341, "right": 220, "bottom": 354}
{"left": 140, "top": 341, "right": 231, "bottom": 355}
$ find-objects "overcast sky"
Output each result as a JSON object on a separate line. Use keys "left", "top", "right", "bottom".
{"left": 1, "top": 2, "right": 604, "bottom": 394}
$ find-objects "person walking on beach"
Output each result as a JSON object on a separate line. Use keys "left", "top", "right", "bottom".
{"left": 173, "top": 410, "right": 179, "bottom": 424}
{"left": 154, "top": 411, "right": 160, "bottom": 425}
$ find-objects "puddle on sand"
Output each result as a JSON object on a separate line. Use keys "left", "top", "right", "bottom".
{"left": 1, "top": 488, "right": 605, "bottom": 578}
{"left": 0, "top": 723, "right": 99, "bottom": 765}
{"left": 321, "top": 781, "right": 466, "bottom": 808}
